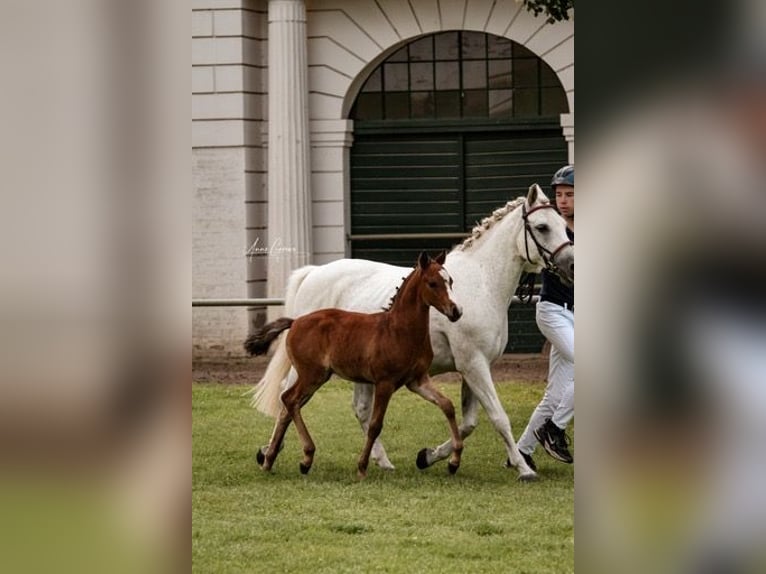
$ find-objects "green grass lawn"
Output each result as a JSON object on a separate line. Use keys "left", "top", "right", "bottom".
{"left": 193, "top": 380, "right": 573, "bottom": 573}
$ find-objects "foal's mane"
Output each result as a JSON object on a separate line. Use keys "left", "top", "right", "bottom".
{"left": 453, "top": 196, "right": 527, "bottom": 252}
{"left": 382, "top": 266, "right": 419, "bottom": 312}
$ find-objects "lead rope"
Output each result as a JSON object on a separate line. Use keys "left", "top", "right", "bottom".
{"left": 518, "top": 272, "right": 537, "bottom": 304}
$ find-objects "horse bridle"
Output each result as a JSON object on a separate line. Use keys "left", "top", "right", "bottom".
{"left": 522, "top": 202, "right": 573, "bottom": 276}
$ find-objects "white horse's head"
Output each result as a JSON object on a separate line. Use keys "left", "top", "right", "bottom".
{"left": 518, "top": 184, "right": 575, "bottom": 285}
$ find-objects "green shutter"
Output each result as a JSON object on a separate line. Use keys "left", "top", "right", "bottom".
{"left": 350, "top": 124, "right": 567, "bottom": 353}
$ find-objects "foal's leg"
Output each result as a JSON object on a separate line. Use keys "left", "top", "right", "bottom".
{"left": 257, "top": 367, "right": 297, "bottom": 463}
{"left": 418, "top": 378, "right": 480, "bottom": 470}
{"left": 280, "top": 373, "right": 327, "bottom": 475}
{"left": 352, "top": 383, "right": 395, "bottom": 471}
{"left": 407, "top": 378, "right": 463, "bottom": 474}
{"left": 357, "top": 382, "right": 395, "bottom": 480}
{"left": 260, "top": 406, "right": 292, "bottom": 472}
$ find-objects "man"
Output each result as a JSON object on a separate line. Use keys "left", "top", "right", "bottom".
{"left": 516, "top": 165, "right": 575, "bottom": 470}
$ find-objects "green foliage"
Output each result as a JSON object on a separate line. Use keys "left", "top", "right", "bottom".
{"left": 523, "top": 0, "right": 574, "bottom": 24}
{"left": 193, "top": 381, "right": 574, "bottom": 573}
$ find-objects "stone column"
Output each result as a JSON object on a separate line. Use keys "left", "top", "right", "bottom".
{"left": 267, "top": 0, "right": 312, "bottom": 319}
{"left": 560, "top": 112, "right": 574, "bottom": 163}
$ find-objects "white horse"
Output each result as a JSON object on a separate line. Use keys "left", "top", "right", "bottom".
{"left": 250, "top": 184, "right": 574, "bottom": 481}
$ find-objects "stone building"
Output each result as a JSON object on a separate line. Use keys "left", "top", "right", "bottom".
{"left": 193, "top": 0, "right": 573, "bottom": 352}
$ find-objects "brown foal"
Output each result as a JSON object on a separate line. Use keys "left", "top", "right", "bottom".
{"left": 244, "top": 252, "right": 463, "bottom": 479}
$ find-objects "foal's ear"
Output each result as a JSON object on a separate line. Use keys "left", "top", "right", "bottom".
{"left": 417, "top": 251, "right": 430, "bottom": 269}
{"left": 434, "top": 250, "right": 447, "bottom": 265}
{"left": 527, "top": 183, "right": 540, "bottom": 205}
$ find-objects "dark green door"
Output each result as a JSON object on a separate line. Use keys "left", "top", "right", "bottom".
{"left": 349, "top": 123, "right": 567, "bottom": 353}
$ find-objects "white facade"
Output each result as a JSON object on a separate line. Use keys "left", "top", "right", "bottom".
{"left": 192, "top": 0, "right": 574, "bottom": 351}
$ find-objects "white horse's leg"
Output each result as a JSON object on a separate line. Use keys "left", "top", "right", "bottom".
{"left": 352, "top": 383, "right": 395, "bottom": 470}
{"left": 417, "top": 378, "right": 479, "bottom": 466}
{"left": 424, "top": 358, "right": 537, "bottom": 481}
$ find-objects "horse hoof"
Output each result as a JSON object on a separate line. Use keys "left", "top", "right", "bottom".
{"left": 447, "top": 462, "right": 459, "bottom": 475}
{"left": 416, "top": 448, "right": 431, "bottom": 469}
{"left": 518, "top": 472, "right": 538, "bottom": 483}
{"left": 374, "top": 458, "right": 396, "bottom": 471}
{"left": 255, "top": 449, "right": 265, "bottom": 466}
{"left": 299, "top": 462, "right": 311, "bottom": 475}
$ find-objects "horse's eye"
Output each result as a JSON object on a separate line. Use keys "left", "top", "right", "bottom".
{"left": 535, "top": 224, "right": 549, "bottom": 233}
{"left": 428, "top": 281, "right": 438, "bottom": 288}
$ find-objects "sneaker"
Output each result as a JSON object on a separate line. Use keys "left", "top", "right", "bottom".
{"left": 534, "top": 418, "right": 573, "bottom": 464}
{"left": 520, "top": 451, "right": 537, "bottom": 472}
{"left": 505, "top": 451, "right": 537, "bottom": 473}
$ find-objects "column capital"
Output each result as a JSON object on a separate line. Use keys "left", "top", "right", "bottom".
{"left": 268, "top": 0, "right": 306, "bottom": 23}
{"left": 560, "top": 113, "right": 574, "bottom": 163}
{"left": 310, "top": 120, "right": 354, "bottom": 148}
{"left": 560, "top": 112, "right": 574, "bottom": 132}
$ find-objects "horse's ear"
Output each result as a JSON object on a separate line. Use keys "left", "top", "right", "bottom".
{"left": 527, "top": 183, "right": 540, "bottom": 205}
{"left": 417, "top": 251, "right": 430, "bottom": 269}
{"left": 435, "top": 250, "right": 446, "bottom": 265}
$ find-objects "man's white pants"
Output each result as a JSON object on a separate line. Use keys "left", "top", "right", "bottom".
{"left": 518, "top": 301, "right": 574, "bottom": 455}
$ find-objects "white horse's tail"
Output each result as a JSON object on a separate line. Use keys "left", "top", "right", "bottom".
{"left": 249, "top": 264, "right": 316, "bottom": 417}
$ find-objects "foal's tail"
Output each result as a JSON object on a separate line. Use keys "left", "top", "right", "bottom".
{"left": 244, "top": 317, "right": 294, "bottom": 418}
{"left": 246, "top": 264, "right": 316, "bottom": 418}
{"left": 243, "top": 317, "right": 294, "bottom": 356}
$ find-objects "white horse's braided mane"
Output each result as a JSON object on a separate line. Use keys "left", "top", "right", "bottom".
{"left": 454, "top": 196, "right": 528, "bottom": 252}
{"left": 383, "top": 195, "right": 540, "bottom": 309}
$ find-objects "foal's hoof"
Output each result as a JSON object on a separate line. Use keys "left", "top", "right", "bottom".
{"left": 299, "top": 462, "right": 311, "bottom": 475}
{"left": 416, "top": 448, "right": 431, "bottom": 470}
{"left": 255, "top": 448, "right": 265, "bottom": 466}
{"left": 517, "top": 472, "right": 538, "bottom": 483}
{"left": 447, "top": 462, "right": 459, "bottom": 475}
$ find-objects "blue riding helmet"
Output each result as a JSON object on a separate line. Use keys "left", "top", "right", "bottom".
{"left": 551, "top": 165, "right": 574, "bottom": 189}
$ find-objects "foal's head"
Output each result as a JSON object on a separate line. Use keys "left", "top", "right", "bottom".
{"left": 414, "top": 251, "right": 462, "bottom": 322}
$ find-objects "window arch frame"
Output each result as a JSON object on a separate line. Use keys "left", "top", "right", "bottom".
{"left": 350, "top": 31, "right": 569, "bottom": 122}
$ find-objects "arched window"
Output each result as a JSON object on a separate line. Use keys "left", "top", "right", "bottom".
{"left": 351, "top": 31, "right": 568, "bottom": 121}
